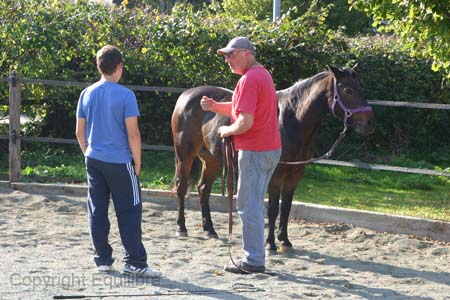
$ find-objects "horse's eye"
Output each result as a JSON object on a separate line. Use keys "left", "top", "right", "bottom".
{"left": 344, "top": 88, "right": 352, "bottom": 95}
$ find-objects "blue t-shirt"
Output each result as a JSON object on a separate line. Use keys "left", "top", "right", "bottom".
{"left": 76, "top": 81, "right": 140, "bottom": 163}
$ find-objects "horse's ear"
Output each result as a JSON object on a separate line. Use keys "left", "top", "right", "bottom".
{"left": 327, "top": 65, "right": 341, "bottom": 77}
{"left": 351, "top": 62, "right": 359, "bottom": 71}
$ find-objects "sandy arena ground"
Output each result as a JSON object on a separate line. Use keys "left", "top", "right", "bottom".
{"left": 0, "top": 185, "right": 449, "bottom": 300}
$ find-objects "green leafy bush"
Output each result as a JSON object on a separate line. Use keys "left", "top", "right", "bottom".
{"left": 0, "top": 0, "right": 448, "bottom": 166}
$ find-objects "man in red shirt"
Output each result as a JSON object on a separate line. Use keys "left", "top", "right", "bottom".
{"left": 201, "top": 37, "right": 281, "bottom": 274}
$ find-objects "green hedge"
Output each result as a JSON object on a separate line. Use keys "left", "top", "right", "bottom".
{"left": 0, "top": 0, "right": 448, "bottom": 164}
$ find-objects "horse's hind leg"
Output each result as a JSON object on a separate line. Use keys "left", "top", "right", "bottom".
{"left": 174, "top": 157, "right": 194, "bottom": 237}
{"left": 197, "top": 155, "right": 220, "bottom": 238}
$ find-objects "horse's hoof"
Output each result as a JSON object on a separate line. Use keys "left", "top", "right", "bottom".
{"left": 206, "top": 232, "right": 219, "bottom": 239}
{"left": 278, "top": 244, "right": 293, "bottom": 253}
{"left": 176, "top": 230, "right": 188, "bottom": 237}
{"left": 265, "top": 243, "right": 278, "bottom": 255}
{"left": 266, "top": 248, "right": 278, "bottom": 256}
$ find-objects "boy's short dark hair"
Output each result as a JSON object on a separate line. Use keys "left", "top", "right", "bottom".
{"left": 96, "top": 45, "right": 123, "bottom": 75}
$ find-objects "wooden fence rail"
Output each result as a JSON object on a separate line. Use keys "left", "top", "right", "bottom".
{"left": 1, "top": 71, "right": 450, "bottom": 182}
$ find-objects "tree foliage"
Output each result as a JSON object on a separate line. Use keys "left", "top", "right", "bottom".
{"left": 350, "top": 0, "right": 450, "bottom": 78}
{"left": 221, "top": 0, "right": 372, "bottom": 34}
{"left": 116, "top": 0, "right": 210, "bottom": 11}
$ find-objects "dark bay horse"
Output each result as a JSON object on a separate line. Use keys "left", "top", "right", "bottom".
{"left": 171, "top": 66, "right": 376, "bottom": 251}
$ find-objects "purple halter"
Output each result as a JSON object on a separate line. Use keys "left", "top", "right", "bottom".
{"left": 331, "top": 77, "right": 372, "bottom": 128}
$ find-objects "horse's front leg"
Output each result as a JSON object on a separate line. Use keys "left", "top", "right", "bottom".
{"left": 277, "top": 189, "right": 294, "bottom": 252}
{"left": 197, "top": 157, "right": 220, "bottom": 238}
{"left": 265, "top": 178, "right": 281, "bottom": 254}
{"left": 278, "top": 167, "right": 304, "bottom": 251}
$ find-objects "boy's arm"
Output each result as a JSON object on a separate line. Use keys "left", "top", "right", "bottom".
{"left": 75, "top": 117, "right": 87, "bottom": 154}
{"left": 125, "top": 116, "right": 142, "bottom": 176}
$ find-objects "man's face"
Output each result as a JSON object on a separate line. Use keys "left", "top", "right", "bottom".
{"left": 223, "top": 49, "right": 250, "bottom": 75}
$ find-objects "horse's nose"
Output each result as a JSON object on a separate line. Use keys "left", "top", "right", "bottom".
{"left": 358, "top": 118, "right": 376, "bottom": 136}
{"left": 354, "top": 116, "right": 376, "bottom": 136}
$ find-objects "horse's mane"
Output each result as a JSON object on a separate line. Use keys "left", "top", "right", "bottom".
{"left": 276, "top": 71, "right": 330, "bottom": 104}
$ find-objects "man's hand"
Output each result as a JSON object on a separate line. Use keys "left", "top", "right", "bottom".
{"left": 200, "top": 96, "right": 216, "bottom": 111}
{"left": 218, "top": 125, "right": 232, "bottom": 138}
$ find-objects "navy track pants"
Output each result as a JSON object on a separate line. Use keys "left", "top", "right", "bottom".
{"left": 85, "top": 157, "right": 148, "bottom": 268}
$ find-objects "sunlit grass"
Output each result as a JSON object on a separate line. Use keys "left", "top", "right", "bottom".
{"left": 296, "top": 165, "right": 450, "bottom": 221}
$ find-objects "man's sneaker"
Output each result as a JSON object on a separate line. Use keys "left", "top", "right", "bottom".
{"left": 97, "top": 265, "right": 113, "bottom": 273}
{"left": 223, "top": 260, "right": 265, "bottom": 274}
{"left": 123, "top": 264, "right": 162, "bottom": 278}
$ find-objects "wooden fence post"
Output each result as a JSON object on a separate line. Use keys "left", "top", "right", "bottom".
{"left": 9, "top": 70, "right": 21, "bottom": 183}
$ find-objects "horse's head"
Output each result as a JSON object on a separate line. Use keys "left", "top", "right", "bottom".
{"left": 327, "top": 65, "right": 376, "bottom": 136}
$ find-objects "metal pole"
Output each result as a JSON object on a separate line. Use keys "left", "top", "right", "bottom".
{"left": 8, "top": 70, "right": 21, "bottom": 183}
{"left": 273, "top": 0, "right": 280, "bottom": 22}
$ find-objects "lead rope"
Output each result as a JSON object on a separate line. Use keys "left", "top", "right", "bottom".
{"left": 278, "top": 125, "right": 348, "bottom": 165}
{"left": 221, "top": 137, "right": 251, "bottom": 274}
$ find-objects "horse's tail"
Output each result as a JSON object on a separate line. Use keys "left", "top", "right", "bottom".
{"left": 171, "top": 156, "right": 202, "bottom": 195}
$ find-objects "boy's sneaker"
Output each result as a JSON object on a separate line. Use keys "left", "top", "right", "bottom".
{"left": 97, "top": 265, "right": 113, "bottom": 273}
{"left": 123, "top": 264, "right": 162, "bottom": 278}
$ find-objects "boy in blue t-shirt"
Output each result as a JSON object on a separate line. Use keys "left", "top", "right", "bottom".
{"left": 76, "top": 45, "right": 161, "bottom": 278}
